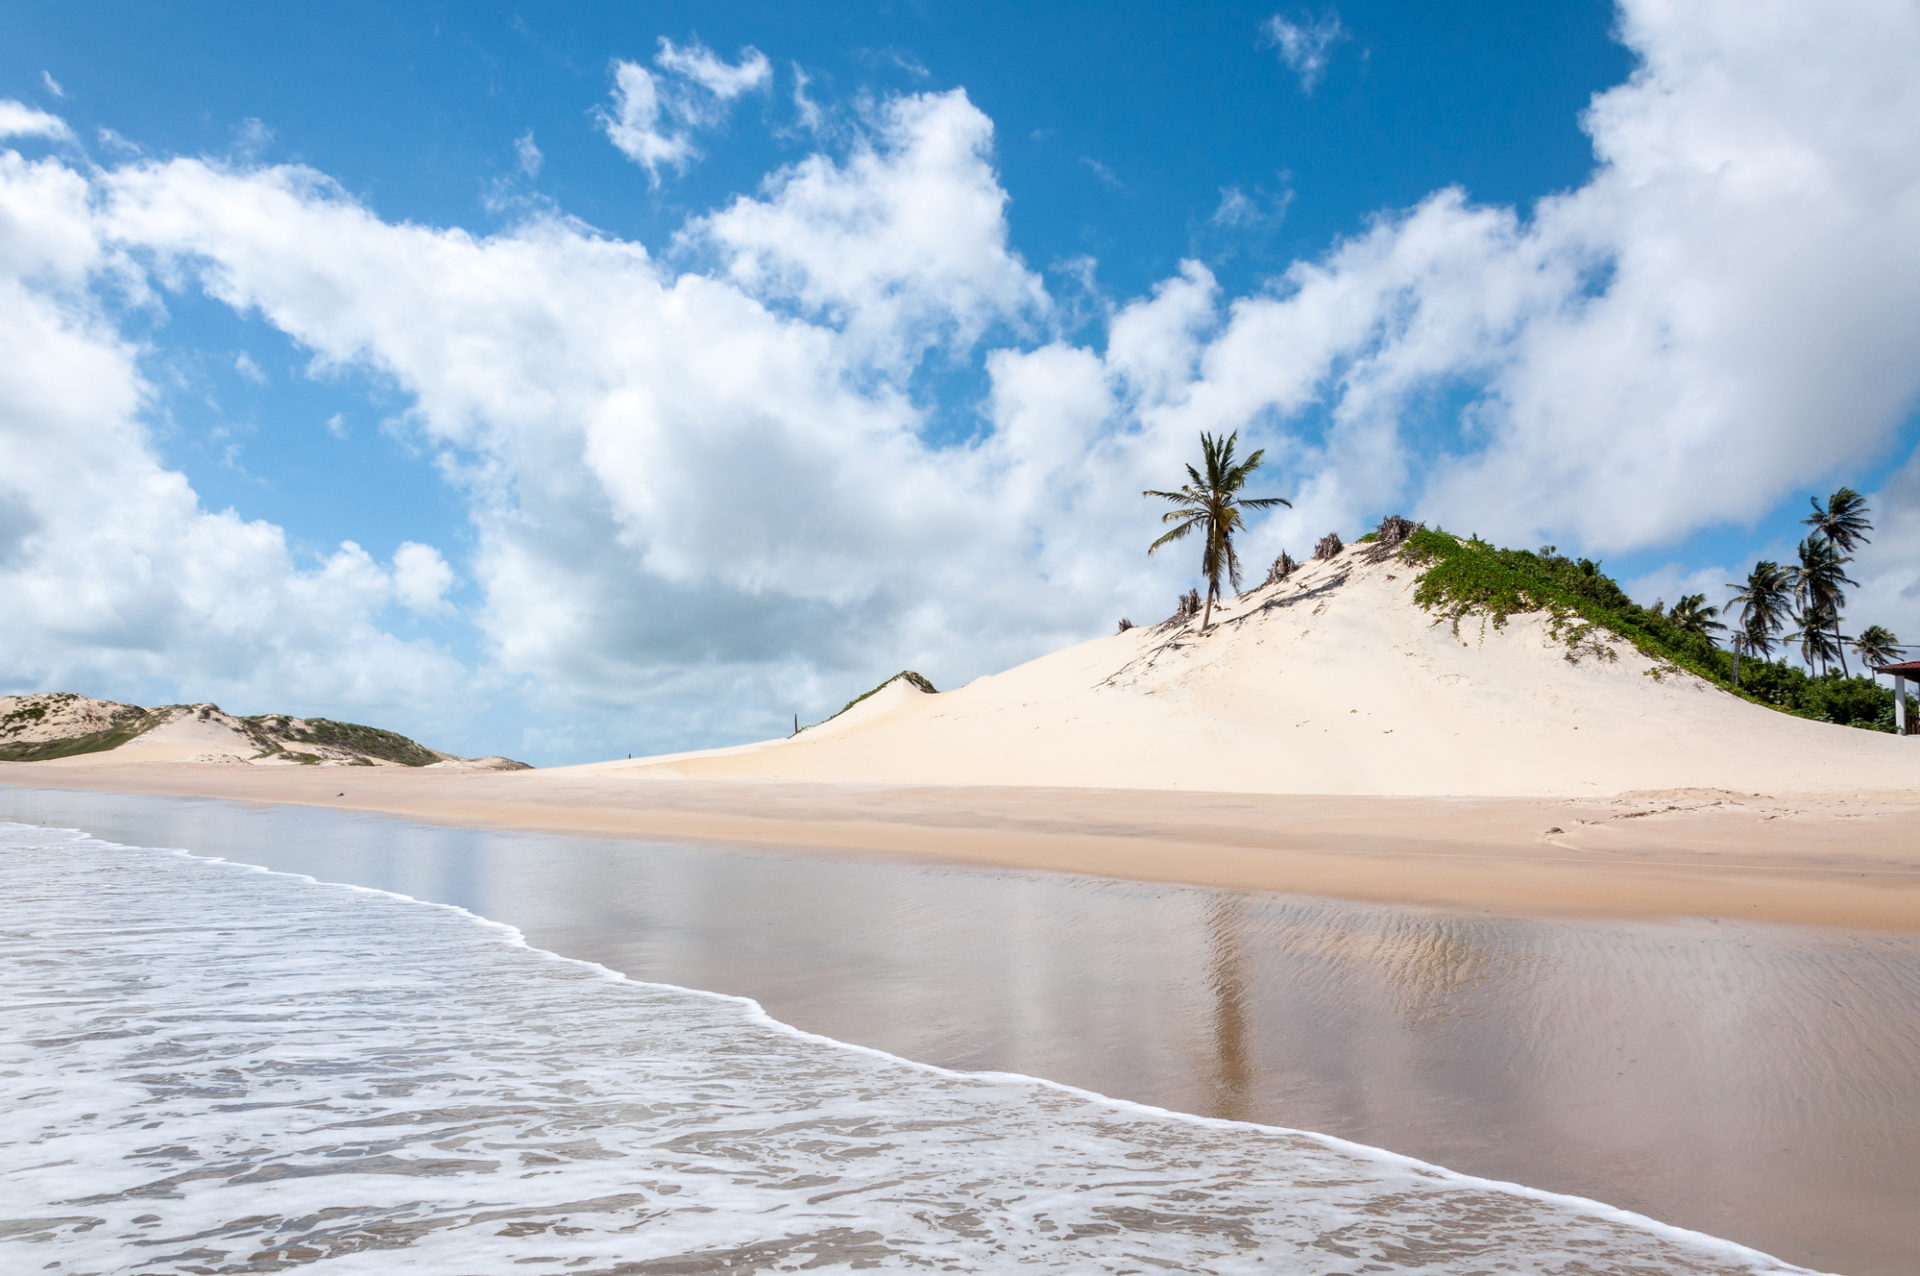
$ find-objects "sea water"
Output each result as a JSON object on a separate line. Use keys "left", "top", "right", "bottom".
{"left": 0, "top": 821, "right": 1818, "bottom": 1274}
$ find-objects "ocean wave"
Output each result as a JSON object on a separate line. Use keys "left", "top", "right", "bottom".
{"left": 0, "top": 821, "right": 1820, "bottom": 1274}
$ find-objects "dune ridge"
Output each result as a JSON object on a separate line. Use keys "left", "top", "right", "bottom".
{"left": 0, "top": 693, "right": 526, "bottom": 770}
{"left": 574, "top": 542, "right": 1920, "bottom": 797}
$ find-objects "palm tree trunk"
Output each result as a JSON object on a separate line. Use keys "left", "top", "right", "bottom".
{"left": 1201, "top": 582, "right": 1216, "bottom": 631}
{"left": 1835, "top": 626, "right": 1851, "bottom": 677}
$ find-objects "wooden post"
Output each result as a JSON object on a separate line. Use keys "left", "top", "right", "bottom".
{"left": 1897, "top": 675, "right": 1909, "bottom": 736}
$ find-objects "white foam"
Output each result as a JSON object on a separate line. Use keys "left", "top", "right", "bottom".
{"left": 0, "top": 821, "right": 1824, "bottom": 1274}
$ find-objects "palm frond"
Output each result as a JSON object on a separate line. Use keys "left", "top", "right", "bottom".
{"left": 1148, "top": 517, "right": 1204, "bottom": 554}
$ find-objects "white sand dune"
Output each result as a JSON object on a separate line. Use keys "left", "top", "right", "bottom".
{"left": 1, "top": 695, "right": 522, "bottom": 769}
{"left": 577, "top": 544, "right": 1920, "bottom": 797}
{"left": 88, "top": 711, "right": 264, "bottom": 764}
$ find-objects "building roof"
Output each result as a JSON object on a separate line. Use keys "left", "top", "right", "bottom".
{"left": 1872, "top": 659, "right": 1920, "bottom": 674}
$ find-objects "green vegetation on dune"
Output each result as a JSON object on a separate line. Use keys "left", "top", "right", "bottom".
{"left": 0, "top": 693, "right": 453, "bottom": 766}
{"left": 1397, "top": 529, "right": 1914, "bottom": 733}
{"left": 0, "top": 695, "right": 161, "bottom": 762}
{"left": 244, "top": 715, "right": 443, "bottom": 767}
{"left": 0, "top": 715, "right": 163, "bottom": 762}
{"left": 805, "top": 670, "right": 937, "bottom": 733}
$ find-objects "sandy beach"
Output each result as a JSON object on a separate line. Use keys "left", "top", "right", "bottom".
{"left": 4, "top": 787, "right": 1917, "bottom": 1275}
{"left": 9, "top": 762, "right": 1920, "bottom": 932}
{"left": 7, "top": 548, "right": 1920, "bottom": 1273}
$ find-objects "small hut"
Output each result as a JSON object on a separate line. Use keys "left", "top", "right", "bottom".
{"left": 1873, "top": 660, "right": 1920, "bottom": 735}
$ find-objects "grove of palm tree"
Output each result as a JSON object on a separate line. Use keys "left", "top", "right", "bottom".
{"left": 1139, "top": 447, "right": 1911, "bottom": 733}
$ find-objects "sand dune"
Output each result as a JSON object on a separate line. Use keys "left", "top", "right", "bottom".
{"left": 0, "top": 694, "right": 527, "bottom": 769}
{"left": 575, "top": 544, "right": 1920, "bottom": 797}
{"left": 10, "top": 542, "right": 1918, "bottom": 929}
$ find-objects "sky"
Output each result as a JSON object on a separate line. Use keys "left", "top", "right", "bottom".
{"left": 3, "top": 0, "right": 1919, "bottom": 765}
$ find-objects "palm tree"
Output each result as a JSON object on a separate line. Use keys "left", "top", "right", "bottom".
{"left": 1146, "top": 431, "right": 1291, "bottom": 631}
{"left": 1792, "top": 536, "right": 1858, "bottom": 675}
{"left": 1854, "top": 625, "right": 1903, "bottom": 677}
{"left": 1804, "top": 487, "right": 1872, "bottom": 553}
{"left": 1726, "top": 560, "right": 1791, "bottom": 683}
{"left": 1668, "top": 594, "right": 1726, "bottom": 641}
{"left": 1790, "top": 606, "right": 1844, "bottom": 675}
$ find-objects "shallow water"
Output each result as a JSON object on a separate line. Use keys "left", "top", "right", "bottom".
{"left": 0, "top": 821, "right": 1818, "bottom": 1275}
{"left": 2, "top": 788, "right": 1917, "bottom": 1273}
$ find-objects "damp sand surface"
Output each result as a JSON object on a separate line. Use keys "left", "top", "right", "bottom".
{"left": 2, "top": 789, "right": 1918, "bottom": 1274}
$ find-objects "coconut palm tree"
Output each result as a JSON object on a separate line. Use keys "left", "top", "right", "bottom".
{"left": 1804, "top": 487, "right": 1872, "bottom": 554}
{"left": 1726, "top": 560, "right": 1791, "bottom": 683}
{"left": 1668, "top": 594, "right": 1726, "bottom": 641}
{"left": 1145, "top": 431, "right": 1291, "bottom": 631}
{"left": 1792, "top": 536, "right": 1859, "bottom": 675}
{"left": 1790, "top": 606, "right": 1844, "bottom": 675}
{"left": 1854, "top": 625, "right": 1903, "bottom": 677}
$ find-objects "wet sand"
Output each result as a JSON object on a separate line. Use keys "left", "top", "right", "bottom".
{"left": 4, "top": 786, "right": 1916, "bottom": 1274}
{"left": 10, "top": 761, "right": 1920, "bottom": 930}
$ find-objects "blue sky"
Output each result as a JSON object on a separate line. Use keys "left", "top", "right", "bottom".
{"left": 3, "top": 0, "right": 1919, "bottom": 763}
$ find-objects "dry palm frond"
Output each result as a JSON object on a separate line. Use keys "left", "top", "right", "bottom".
{"left": 1264, "top": 550, "right": 1299, "bottom": 586}
{"left": 1363, "top": 515, "right": 1422, "bottom": 561}
{"left": 1314, "top": 532, "right": 1344, "bottom": 561}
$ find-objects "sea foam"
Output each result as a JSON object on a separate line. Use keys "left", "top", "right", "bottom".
{"left": 0, "top": 822, "right": 1819, "bottom": 1274}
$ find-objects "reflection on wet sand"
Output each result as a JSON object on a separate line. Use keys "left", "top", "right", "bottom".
{"left": 1206, "top": 894, "right": 1252, "bottom": 1122}
{"left": 2, "top": 787, "right": 1916, "bottom": 1275}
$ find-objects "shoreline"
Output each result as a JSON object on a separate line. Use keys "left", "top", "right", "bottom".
{"left": 8, "top": 760, "right": 1920, "bottom": 931}
{"left": 5, "top": 786, "right": 1914, "bottom": 1274}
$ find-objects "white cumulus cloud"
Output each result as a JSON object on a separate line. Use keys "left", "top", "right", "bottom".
{"left": 0, "top": 100, "right": 72, "bottom": 142}
{"left": 392, "top": 541, "right": 456, "bottom": 614}
{"left": 597, "top": 38, "right": 771, "bottom": 184}
{"left": 689, "top": 90, "right": 1048, "bottom": 368}
{"left": 0, "top": 150, "right": 461, "bottom": 724}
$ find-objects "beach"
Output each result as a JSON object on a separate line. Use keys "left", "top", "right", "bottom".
{"left": 9, "top": 760, "right": 1920, "bottom": 931}
{"left": 6, "top": 556, "right": 1920, "bottom": 1273}
{"left": 3, "top": 786, "right": 1918, "bottom": 1274}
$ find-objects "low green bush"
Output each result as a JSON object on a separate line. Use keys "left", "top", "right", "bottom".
{"left": 1397, "top": 529, "right": 1914, "bottom": 733}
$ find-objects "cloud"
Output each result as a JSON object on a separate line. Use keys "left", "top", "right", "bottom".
{"left": 791, "top": 64, "right": 825, "bottom": 135}
{"left": 233, "top": 351, "right": 265, "bottom": 383}
{"left": 1415, "top": 0, "right": 1920, "bottom": 551}
{"left": 1622, "top": 562, "right": 1737, "bottom": 613}
{"left": 688, "top": 90, "right": 1048, "bottom": 368}
{"left": 392, "top": 541, "right": 456, "bottom": 614}
{"left": 0, "top": 149, "right": 460, "bottom": 723}
{"left": 6, "top": 0, "right": 1920, "bottom": 762}
{"left": 232, "top": 118, "right": 273, "bottom": 159}
{"left": 1212, "top": 187, "right": 1255, "bottom": 228}
{"left": 96, "top": 127, "right": 140, "bottom": 156}
{"left": 597, "top": 38, "right": 771, "bottom": 184}
{"left": 1848, "top": 457, "right": 1920, "bottom": 659}
{"left": 324, "top": 412, "right": 348, "bottom": 439}
{"left": 1210, "top": 183, "right": 1292, "bottom": 229}
{"left": 1081, "top": 157, "right": 1123, "bottom": 189}
{"left": 653, "top": 38, "right": 772, "bottom": 100}
{"left": 513, "top": 131, "right": 542, "bottom": 178}
{"left": 41, "top": 72, "right": 65, "bottom": 100}
{"left": 0, "top": 100, "right": 72, "bottom": 142}
{"left": 1263, "top": 10, "right": 1348, "bottom": 92}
